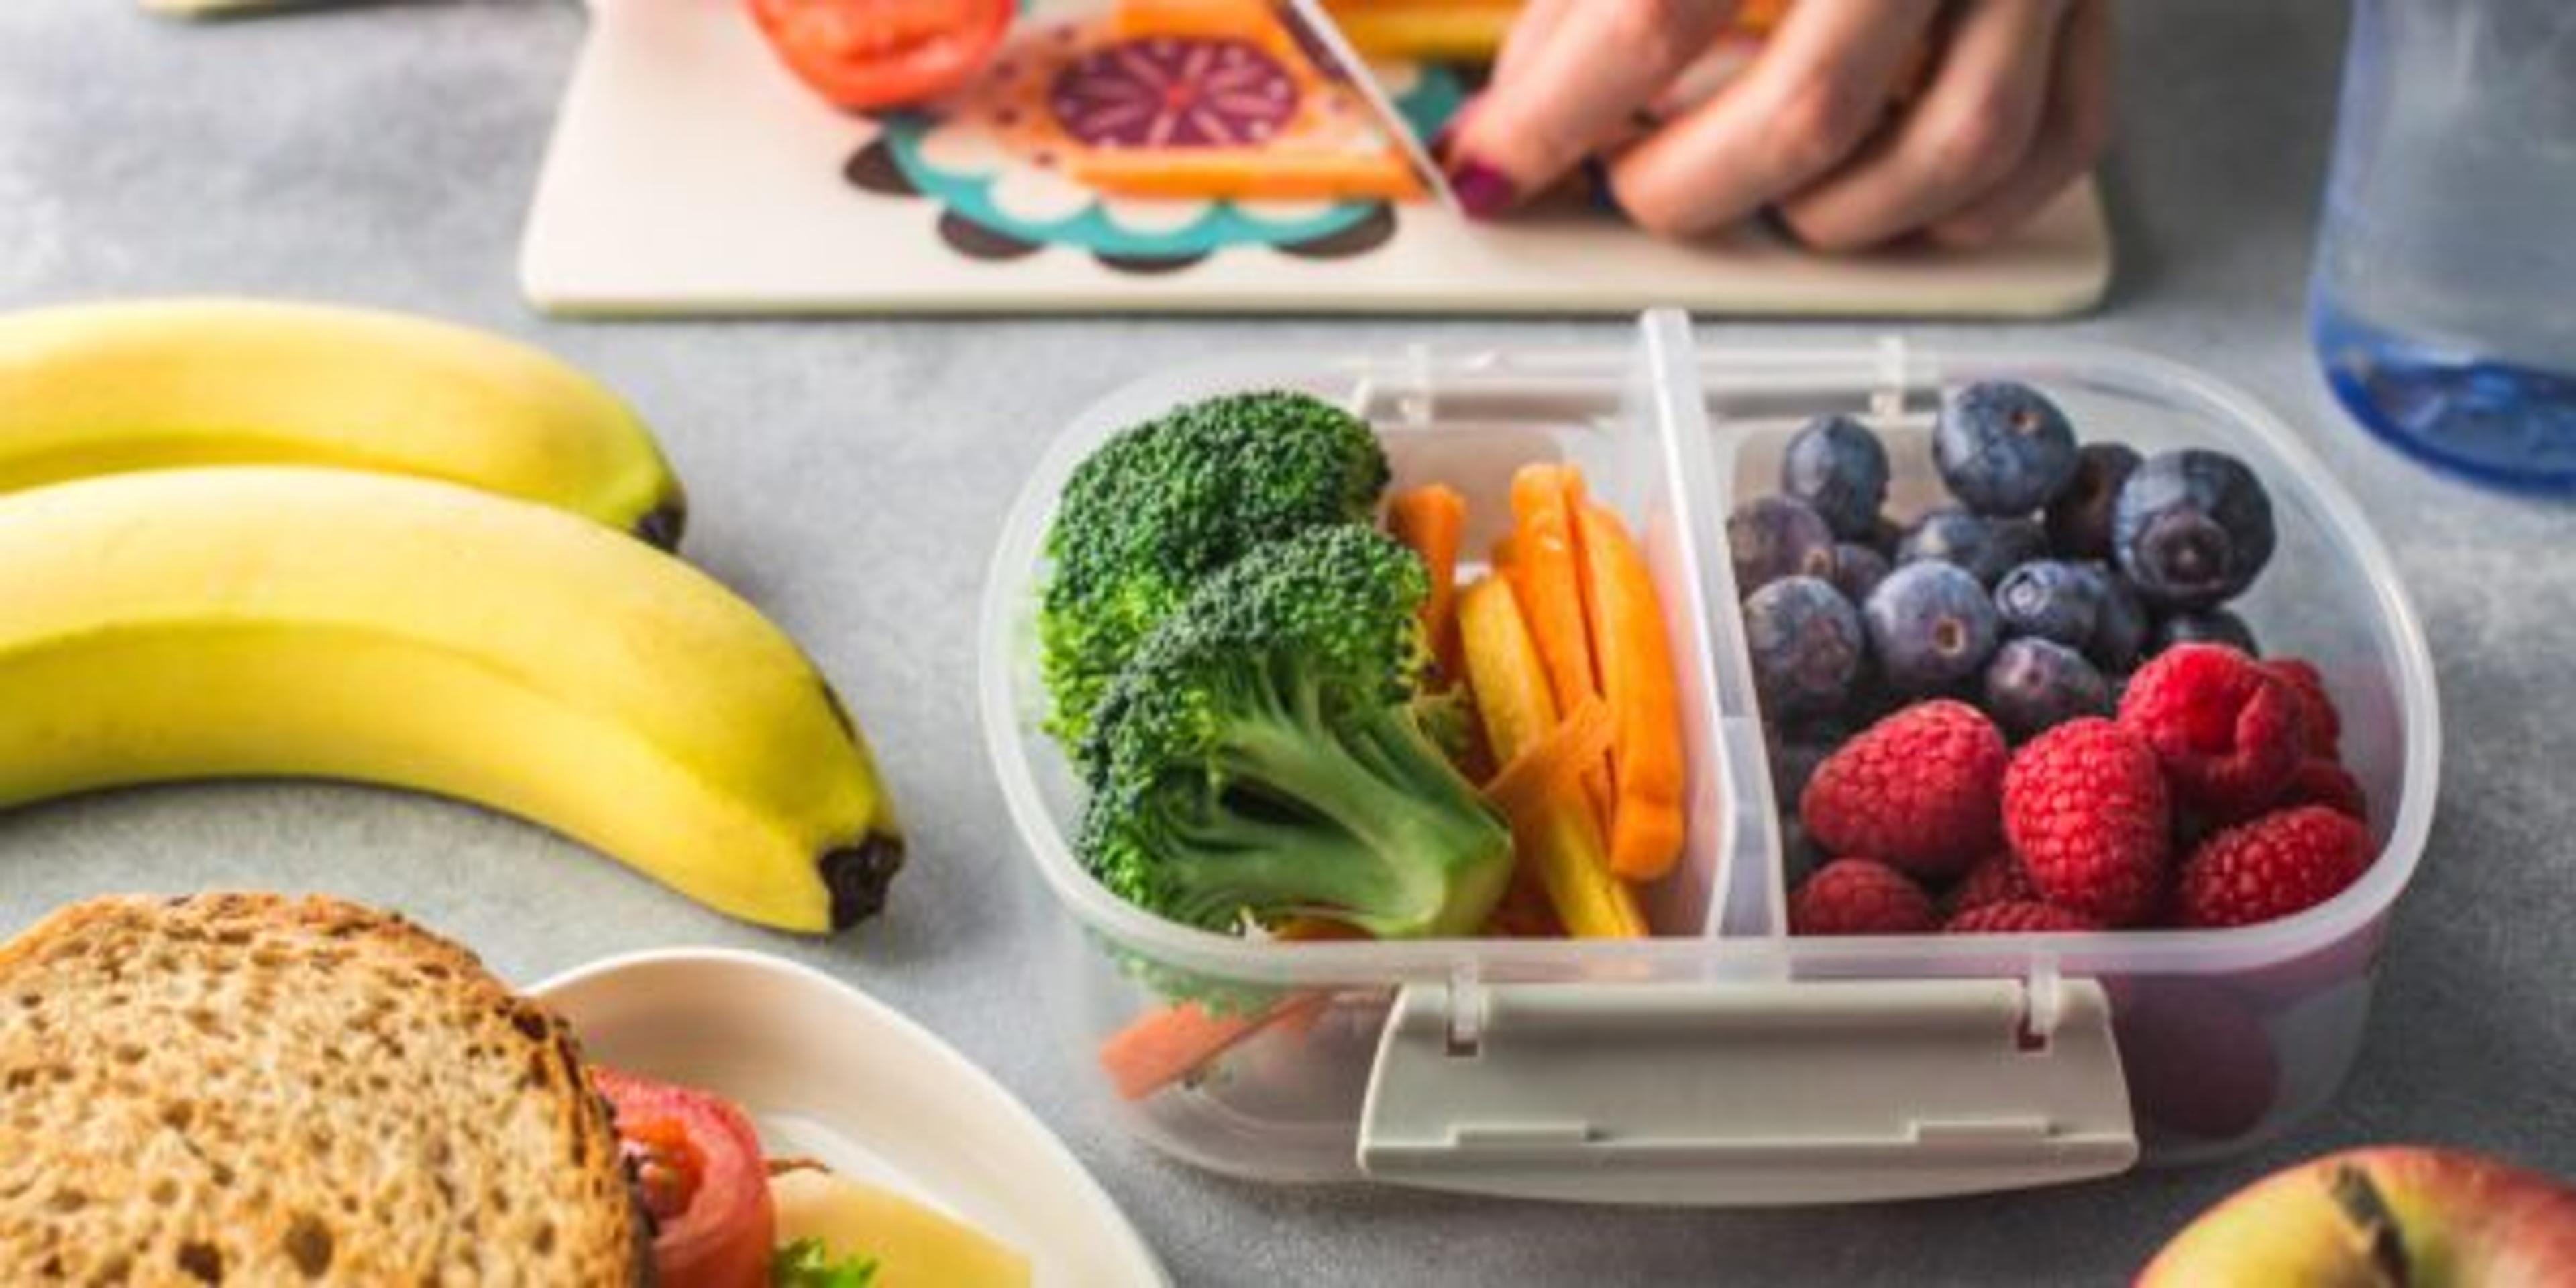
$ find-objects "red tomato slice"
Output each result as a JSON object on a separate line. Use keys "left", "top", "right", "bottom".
{"left": 594, "top": 1067, "right": 775, "bottom": 1288}
{"left": 747, "top": 0, "right": 1014, "bottom": 111}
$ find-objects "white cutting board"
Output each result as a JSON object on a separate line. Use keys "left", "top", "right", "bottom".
{"left": 521, "top": 0, "right": 2112, "bottom": 317}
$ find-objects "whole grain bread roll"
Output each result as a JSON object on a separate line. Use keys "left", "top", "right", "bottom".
{"left": 0, "top": 893, "right": 644, "bottom": 1286}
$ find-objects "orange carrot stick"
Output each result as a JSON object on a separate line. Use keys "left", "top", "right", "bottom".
{"left": 1110, "top": 0, "right": 1281, "bottom": 42}
{"left": 1094, "top": 918, "right": 1353, "bottom": 1099}
{"left": 1097, "top": 993, "right": 1330, "bottom": 1102}
{"left": 1387, "top": 484, "right": 1468, "bottom": 689}
{"left": 1570, "top": 500, "right": 1688, "bottom": 881}
{"left": 1069, "top": 150, "right": 1425, "bottom": 202}
{"left": 1508, "top": 464, "right": 1600, "bottom": 720}
{"left": 1482, "top": 696, "right": 1613, "bottom": 826}
{"left": 1322, "top": 3, "right": 1517, "bottom": 61}
{"left": 1507, "top": 464, "right": 1613, "bottom": 822}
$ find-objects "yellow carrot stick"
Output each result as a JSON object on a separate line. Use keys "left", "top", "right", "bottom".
{"left": 1459, "top": 577, "right": 1646, "bottom": 938}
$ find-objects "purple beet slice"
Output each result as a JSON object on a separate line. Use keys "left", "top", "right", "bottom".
{"left": 1048, "top": 36, "right": 1299, "bottom": 149}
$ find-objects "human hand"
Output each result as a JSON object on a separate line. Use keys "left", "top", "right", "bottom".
{"left": 1440, "top": 0, "right": 2112, "bottom": 250}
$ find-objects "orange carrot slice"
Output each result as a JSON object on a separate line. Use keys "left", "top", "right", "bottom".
{"left": 1570, "top": 500, "right": 1687, "bottom": 881}
{"left": 1508, "top": 463, "right": 1615, "bottom": 825}
{"left": 1387, "top": 484, "right": 1468, "bottom": 689}
{"left": 1094, "top": 918, "right": 1352, "bottom": 1099}
{"left": 1097, "top": 993, "right": 1330, "bottom": 1102}
{"left": 1322, "top": 3, "right": 1517, "bottom": 61}
{"left": 1069, "top": 150, "right": 1426, "bottom": 202}
{"left": 1508, "top": 464, "right": 1599, "bottom": 718}
{"left": 1483, "top": 696, "right": 1613, "bottom": 826}
{"left": 1110, "top": 0, "right": 1281, "bottom": 42}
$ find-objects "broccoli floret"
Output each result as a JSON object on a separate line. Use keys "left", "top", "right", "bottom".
{"left": 1040, "top": 391, "right": 1388, "bottom": 747}
{"left": 1077, "top": 526, "right": 1512, "bottom": 941}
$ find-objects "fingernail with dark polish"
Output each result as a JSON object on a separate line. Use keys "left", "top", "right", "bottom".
{"left": 1447, "top": 160, "right": 1519, "bottom": 219}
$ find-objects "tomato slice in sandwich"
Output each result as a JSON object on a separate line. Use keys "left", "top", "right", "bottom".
{"left": 747, "top": 0, "right": 1014, "bottom": 111}
{"left": 594, "top": 1067, "right": 776, "bottom": 1288}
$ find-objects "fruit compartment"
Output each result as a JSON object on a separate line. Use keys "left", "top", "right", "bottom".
{"left": 1680, "top": 330, "right": 2438, "bottom": 1158}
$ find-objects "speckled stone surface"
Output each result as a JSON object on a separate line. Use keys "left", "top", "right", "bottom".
{"left": 2, "top": 2, "right": 2570, "bottom": 1283}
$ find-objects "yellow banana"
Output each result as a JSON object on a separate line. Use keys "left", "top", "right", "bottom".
{"left": 0, "top": 299, "right": 686, "bottom": 545}
{"left": 0, "top": 467, "right": 897, "bottom": 932}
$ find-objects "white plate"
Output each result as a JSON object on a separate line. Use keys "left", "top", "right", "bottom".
{"left": 534, "top": 949, "right": 1166, "bottom": 1288}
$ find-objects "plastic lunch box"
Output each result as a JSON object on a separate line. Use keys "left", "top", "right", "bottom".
{"left": 978, "top": 310, "right": 2439, "bottom": 1204}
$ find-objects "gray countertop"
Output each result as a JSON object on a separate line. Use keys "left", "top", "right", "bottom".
{"left": 3, "top": 2, "right": 2571, "bottom": 1283}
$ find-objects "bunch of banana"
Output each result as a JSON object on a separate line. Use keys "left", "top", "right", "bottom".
{"left": 0, "top": 299, "right": 686, "bottom": 542}
{"left": 0, "top": 300, "right": 899, "bottom": 932}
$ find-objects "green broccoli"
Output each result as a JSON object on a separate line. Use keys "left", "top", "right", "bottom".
{"left": 1076, "top": 525, "right": 1513, "bottom": 941}
{"left": 1040, "top": 390, "right": 1388, "bottom": 747}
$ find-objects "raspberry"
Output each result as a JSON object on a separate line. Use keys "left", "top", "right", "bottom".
{"left": 2176, "top": 806, "right": 2371, "bottom": 928}
{"left": 1948, "top": 850, "right": 2037, "bottom": 916}
{"left": 2118, "top": 644, "right": 2304, "bottom": 816}
{"left": 1790, "top": 859, "right": 1937, "bottom": 936}
{"left": 1945, "top": 900, "right": 2102, "bottom": 934}
{"left": 2003, "top": 718, "right": 2170, "bottom": 926}
{"left": 2276, "top": 758, "right": 2366, "bottom": 820}
{"left": 1799, "top": 700, "right": 2006, "bottom": 878}
{"left": 2263, "top": 658, "right": 2341, "bottom": 759}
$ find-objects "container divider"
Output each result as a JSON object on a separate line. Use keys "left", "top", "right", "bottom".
{"left": 1639, "top": 310, "right": 1786, "bottom": 943}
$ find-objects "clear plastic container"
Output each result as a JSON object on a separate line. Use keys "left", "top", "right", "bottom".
{"left": 978, "top": 311, "right": 2438, "bottom": 1204}
{"left": 2310, "top": 0, "right": 2576, "bottom": 491}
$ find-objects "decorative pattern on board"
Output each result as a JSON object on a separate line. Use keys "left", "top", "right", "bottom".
{"left": 842, "top": 7, "right": 1462, "bottom": 273}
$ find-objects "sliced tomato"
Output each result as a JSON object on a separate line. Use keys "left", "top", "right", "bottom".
{"left": 594, "top": 1067, "right": 775, "bottom": 1288}
{"left": 747, "top": 0, "right": 1014, "bottom": 112}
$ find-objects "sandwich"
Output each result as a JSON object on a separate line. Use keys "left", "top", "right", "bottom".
{"left": 0, "top": 894, "right": 1025, "bottom": 1287}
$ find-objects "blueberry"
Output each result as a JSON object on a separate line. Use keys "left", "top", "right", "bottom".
{"left": 1993, "top": 559, "right": 2103, "bottom": 647}
{"left": 1729, "top": 496, "right": 1837, "bottom": 596}
{"left": 1780, "top": 415, "right": 1890, "bottom": 540}
{"left": 2112, "top": 449, "right": 2277, "bottom": 610}
{"left": 2046, "top": 443, "right": 2143, "bottom": 559}
{"left": 1743, "top": 576, "right": 1864, "bottom": 720}
{"left": 2151, "top": 609, "right": 2259, "bottom": 657}
{"left": 1984, "top": 637, "right": 2111, "bottom": 739}
{"left": 1864, "top": 561, "right": 2002, "bottom": 696}
{"left": 2090, "top": 567, "right": 2150, "bottom": 672}
{"left": 1898, "top": 508, "right": 2047, "bottom": 586}
{"left": 1829, "top": 541, "right": 1892, "bottom": 604}
{"left": 1934, "top": 380, "right": 2081, "bottom": 515}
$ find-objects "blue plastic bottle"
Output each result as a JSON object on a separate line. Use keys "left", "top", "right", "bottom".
{"left": 2310, "top": 0, "right": 2576, "bottom": 492}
